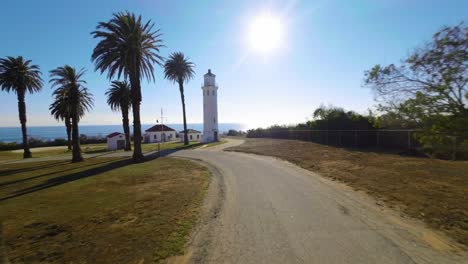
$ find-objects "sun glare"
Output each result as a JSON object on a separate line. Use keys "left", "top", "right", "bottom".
{"left": 248, "top": 14, "right": 283, "bottom": 54}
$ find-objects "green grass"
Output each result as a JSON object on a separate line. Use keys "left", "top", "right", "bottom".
{"left": 0, "top": 141, "right": 202, "bottom": 162}
{"left": 141, "top": 141, "right": 201, "bottom": 153}
{"left": 196, "top": 140, "right": 227, "bottom": 149}
{"left": 0, "top": 156, "right": 210, "bottom": 263}
{"left": 0, "top": 143, "right": 109, "bottom": 161}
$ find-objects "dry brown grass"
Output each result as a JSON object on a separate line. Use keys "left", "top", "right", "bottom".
{"left": 227, "top": 138, "right": 468, "bottom": 246}
{"left": 0, "top": 157, "right": 210, "bottom": 263}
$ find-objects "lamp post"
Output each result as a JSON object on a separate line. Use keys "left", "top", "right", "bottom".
{"left": 156, "top": 119, "right": 161, "bottom": 156}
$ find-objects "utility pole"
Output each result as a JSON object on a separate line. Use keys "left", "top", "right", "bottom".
{"left": 157, "top": 108, "right": 165, "bottom": 157}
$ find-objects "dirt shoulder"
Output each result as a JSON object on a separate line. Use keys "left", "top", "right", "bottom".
{"left": 226, "top": 138, "right": 468, "bottom": 247}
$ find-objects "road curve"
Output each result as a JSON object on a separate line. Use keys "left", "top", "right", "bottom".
{"left": 171, "top": 139, "right": 466, "bottom": 264}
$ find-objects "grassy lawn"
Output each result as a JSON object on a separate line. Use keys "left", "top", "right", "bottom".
{"left": 0, "top": 156, "right": 210, "bottom": 263}
{"left": 227, "top": 138, "right": 468, "bottom": 246}
{"left": 0, "top": 143, "right": 109, "bottom": 161}
{"left": 191, "top": 140, "right": 227, "bottom": 149}
{"left": 0, "top": 141, "right": 202, "bottom": 162}
{"left": 141, "top": 141, "right": 201, "bottom": 153}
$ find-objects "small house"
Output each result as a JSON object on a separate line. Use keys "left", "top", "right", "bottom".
{"left": 144, "top": 124, "right": 177, "bottom": 143}
{"left": 106, "top": 132, "right": 126, "bottom": 150}
{"left": 179, "top": 129, "right": 202, "bottom": 142}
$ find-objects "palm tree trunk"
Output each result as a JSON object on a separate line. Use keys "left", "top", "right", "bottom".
{"left": 65, "top": 117, "right": 72, "bottom": 151}
{"left": 71, "top": 114, "right": 83, "bottom": 162}
{"left": 179, "top": 80, "right": 189, "bottom": 145}
{"left": 122, "top": 107, "right": 132, "bottom": 151}
{"left": 70, "top": 84, "right": 83, "bottom": 162}
{"left": 17, "top": 90, "right": 32, "bottom": 158}
{"left": 130, "top": 73, "right": 143, "bottom": 161}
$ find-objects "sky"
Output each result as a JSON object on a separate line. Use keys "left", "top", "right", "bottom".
{"left": 0, "top": 0, "right": 467, "bottom": 129}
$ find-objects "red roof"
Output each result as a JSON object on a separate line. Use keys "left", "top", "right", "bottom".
{"left": 145, "top": 124, "right": 176, "bottom": 132}
{"left": 107, "top": 132, "right": 123, "bottom": 138}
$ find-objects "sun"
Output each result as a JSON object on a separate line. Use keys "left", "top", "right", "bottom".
{"left": 248, "top": 14, "right": 283, "bottom": 54}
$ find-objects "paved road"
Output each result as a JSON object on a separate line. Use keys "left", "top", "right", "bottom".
{"left": 171, "top": 139, "right": 466, "bottom": 264}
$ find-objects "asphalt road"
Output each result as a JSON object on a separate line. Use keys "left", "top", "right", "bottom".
{"left": 171, "top": 139, "right": 466, "bottom": 264}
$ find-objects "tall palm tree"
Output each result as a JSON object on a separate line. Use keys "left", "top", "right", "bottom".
{"left": 49, "top": 66, "right": 93, "bottom": 162}
{"left": 106, "top": 80, "right": 132, "bottom": 151}
{"left": 91, "top": 11, "right": 164, "bottom": 161}
{"left": 0, "top": 56, "right": 43, "bottom": 158}
{"left": 49, "top": 92, "right": 72, "bottom": 150}
{"left": 164, "top": 52, "right": 195, "bottom": 145}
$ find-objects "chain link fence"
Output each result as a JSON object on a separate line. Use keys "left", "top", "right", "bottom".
{"left": 247, "top": 129, "right": 466, "bottom": 160}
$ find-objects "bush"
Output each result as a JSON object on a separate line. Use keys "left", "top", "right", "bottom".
{"left": 227, "top": 129, "right": 245, "bottom": 136}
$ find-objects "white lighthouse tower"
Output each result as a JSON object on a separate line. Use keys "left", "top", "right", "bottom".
{"left": 202, "top": 69, "right": 219, "bottom": 142}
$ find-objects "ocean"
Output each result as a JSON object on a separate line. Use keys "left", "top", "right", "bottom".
{"left": 0, "top": 123, "right": 247, "bottom": 143}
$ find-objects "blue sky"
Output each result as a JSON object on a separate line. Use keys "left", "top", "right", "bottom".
{"left": 0, "top": 0, "right": 466, "bottom": 128}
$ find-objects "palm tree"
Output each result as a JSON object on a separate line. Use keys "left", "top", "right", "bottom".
{"left": 49, "top": 66, "right": 93, "bottom": 162}
{"left": 106, "top": 80, "right": 132, "bottom": 151}
{"left": 164, "top": 52, "right": 195, "bottom": 145}
{"left": 0, "top": 56, "right": 43, "bottom": 158}
{"left": 91, "top": 11, "right": 164, "bottom": 161}
{"left": 49, "top": 92, "right": 72, "bottom": 150}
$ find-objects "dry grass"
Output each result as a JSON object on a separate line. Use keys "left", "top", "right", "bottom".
{"left": 227, "top": 138, "right": 468, "bottom": 246}
{"left": 0, "top": 157, "right": 210, "bottom": 263}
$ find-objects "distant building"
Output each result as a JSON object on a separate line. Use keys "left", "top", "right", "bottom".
{"left": 179, "top": 129, "right": 202, "bottom": 142}
{"left": 202, "top": 69, "right": 219, "bottom": 143}
{"left": 106, "top": 132, "right": 125, "bottom": 150}
{"left": 144, "top": 124, "right": 177, "bottom": 143}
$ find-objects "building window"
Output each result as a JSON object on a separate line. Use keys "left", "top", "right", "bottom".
{"left": 190, "top": 135, "right": 193, "bottom": 140}
{"left": 197, "top": 135, "right": 200, "bottom": 139}
{"left": 154, "top": 135, "right": 157, "bottom": 140}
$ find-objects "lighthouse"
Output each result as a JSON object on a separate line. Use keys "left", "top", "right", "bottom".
{"left": 202, "top": 69, "right": 219, "bottom": 142}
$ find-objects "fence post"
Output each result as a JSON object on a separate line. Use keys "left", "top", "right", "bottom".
{"left": 452, "top": 136, "right": 457, "bottom": 161}
{"left": 407, "top": 130, "right": 411, "bottom": 152}
{"left": 376, "top": 130, "right": 380, "bottom": 149}
{"left": 354, "top": 130, "right": 358, "bottom": 148}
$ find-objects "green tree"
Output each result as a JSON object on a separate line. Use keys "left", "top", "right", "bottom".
{"left": 106, "top": 80, "right": 132, "bottom": 151}
{"left": 0, "top": 56, "right": 43, "bottom": 158}
{"left": 49, "top": 66, "right": 93, "bottom": 162}
{"left": 364, "top": 23, "right": 468, "bottom": 157}
{"left": 164, "top": 52, "right": 195, "bottom": 145}
{"left": 308, "top": 105, "right": 374, "bottom": 130}
{"left": 91, "top": 11, "right": 164, "bottom": 161}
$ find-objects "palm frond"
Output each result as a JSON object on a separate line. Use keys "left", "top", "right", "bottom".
{"left": 164, "top": 52, "right": 195, "bottom": 84}
{"left": 91, "top": 11, "right": 165, "bottom": 81}
{"left": 49, "top": 66, "right": 94, "bottom": 122}
{"left": 0, "top": 56, "right": 43, "bottom": 94}
{"left": 105, "top": 80, "right": 132, "bottom": 112}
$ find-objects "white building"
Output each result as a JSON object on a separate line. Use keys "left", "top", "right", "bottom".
{"left": 202, "top": 69, "right": 219, "bottom": 142}
{"left": 179, "top": 129, "right": 202, "bottom": 142}
{"left": 144, "top": 124, "right": 177, "bottom": 143}
{"left": 106, "top": 132, "right": 126, "bottom": 150}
